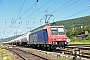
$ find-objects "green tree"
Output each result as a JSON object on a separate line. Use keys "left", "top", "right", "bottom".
{"left": 71, "top": 36, "right": 78, "bottom": 42}
{"left": 85, "top": 36, "right": 90, "bottom": 41}
{"left": 66, "top": 30, "right": 72, "bottom": 37}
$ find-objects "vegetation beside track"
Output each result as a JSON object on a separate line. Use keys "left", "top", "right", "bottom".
{"left": 0, "top": 45, "right": 12, "bottom": 60}
{"left": 69, "top": 41, "right": 90, "bottom": 44}
{"left": 59, "top": 57, "right": 72, "bottom": 60}
{"left": 69, "top": 36, "right": 90, "bottom": 44}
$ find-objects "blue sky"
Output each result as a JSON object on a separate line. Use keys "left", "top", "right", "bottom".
{"left": 0, "top": 0, "right": 90, "bottom": 38}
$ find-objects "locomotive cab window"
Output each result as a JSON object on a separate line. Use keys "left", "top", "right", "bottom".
{"left": 51, "top": 27, "right": 65, "bottom": 35}
{"left": 58, "top": 28, "right": 65, "bottom": 35}
{"left": 51, "top": 28, "right": 58, "bottom": 35}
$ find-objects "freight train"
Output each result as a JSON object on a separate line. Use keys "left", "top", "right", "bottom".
{"left": 7, "top": 24, "right": 68, "bottom": 50}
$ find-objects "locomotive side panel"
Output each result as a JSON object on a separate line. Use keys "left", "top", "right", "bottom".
{"left": 29, "top": 29, "right": 48, "bottom": 44}
{"left": 37, "top": 30, "right": 43, "bottom": 42}
{"left": 43, "top": 29, "right": 48, "bottom": 43}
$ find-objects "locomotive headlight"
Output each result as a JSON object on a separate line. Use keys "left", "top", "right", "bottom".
{"left": 53, "top": 42, "right": 57, "bottom": 45}
{"left": 65, "top": 42, "right": 67, "bottom": 44}
{"left": 55, "top": 42, "right": 57, "bottom": 44}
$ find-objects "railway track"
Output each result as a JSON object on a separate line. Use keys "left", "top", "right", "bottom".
{"left": 8, "top": 48, "right": 49, "bottom": 60}
{"left": 5, "top": 44, "right": 90, "bottom": 60}
{"left": 65, "top": 44, "right": 90, "bottom": 59}
{"left": 53, "top": 47, "right": 90, "bottom": 59}
{"left": 60, "top": 49, "right": 89, "bottom": 58}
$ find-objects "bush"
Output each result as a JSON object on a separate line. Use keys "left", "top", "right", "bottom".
{"left": 85, "top": 36, "right": 90, "bottom": 41}
{"left": 71, "top": 36, "right": 78, "bottom": 42}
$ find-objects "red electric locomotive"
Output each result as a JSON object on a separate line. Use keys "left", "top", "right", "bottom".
{"left": 44, "top": 24, "right": 67, "bottom": 49}
{"left": 28, "top": 24, "right": 67, "bottom": 50}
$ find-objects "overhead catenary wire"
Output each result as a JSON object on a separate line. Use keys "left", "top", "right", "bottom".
{"left": 31, "top": 0, "right": 72, "bottom": 23}
{"left": 30, "top": 2, "right": 37, "bottom": 21}
{"left": 29, "top": 0, "right": 80, "bottom": 25}
{"left": 19, "top": 2, "right": 37, "bottom": 18}
{"left": 15, "top": 0, "right": 25, "bottom": 21}
{"left": 11, "top": 0, "right": 22, "bottom": 24}
{"left": 15, "top": 0, "right": 39, "bottom": 25}
{"left": 51, "top": 0, "right": 72, "bottom": 14}
{"left": 34, "top": 0, "right": 72, "bottom": 24}
{"left": 17, "top": 0, "right": 72, "bottom": 26}
{"left": 65, "top": 7, "right": 90, "bottom": 19}
{"left": 24, "top": 2, "right": 38, "bottom": 31}
{"left": 52, "top": 0, "right": 81, "bottom": 14}
{"left": 10, "top": 0, "right": 26, "bottom": 35}
{"left": 57, "top": 0, "right": 88, "bottom": 18}
{"left": 21, "top": 0, "right": 53, "bottom": 29}
{"left": 35, "top": 0, "right": 90, "bottom": 29}
{"left": 24, "top": 0, "right": 80, "bottom": 28}
{"left": 15, "top": 0, "right": 87, "bottom": 24}
{"left": 28, "top": 0, "right": 72, "bottom": 25}
{"left": 13, "top": 0, "right": 22, "bottom": 19}
{"left": 33, "top": 0, "right": 57, "bottom": 23}
{"left": 23, "top": 0, "right": 52, "bottom": 21}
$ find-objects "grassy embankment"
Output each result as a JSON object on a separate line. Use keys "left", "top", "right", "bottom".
{"left": 0, "top": 45, "right": 12, "bottom": 60}
{"left": 69, "top": 40, "right": 90, "bottom": 44}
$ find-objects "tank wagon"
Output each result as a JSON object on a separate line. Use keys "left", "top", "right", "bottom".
{"left": 8, "top": 34, "right": 28, "bottom": 46}
{"left": 16, "top": 35, "right": 27, "bottom": 46}
{"left": 27, "top": 25, "right": 67, "bottom": 49}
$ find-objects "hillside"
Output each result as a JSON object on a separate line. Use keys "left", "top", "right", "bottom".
{"left": 56, "top": 15, "right": 90, "bottom": 30}
{"left": 34, "top": 15, "right": 90, "bottom": 30}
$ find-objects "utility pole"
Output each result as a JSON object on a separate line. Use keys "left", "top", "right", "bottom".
{"left": 45, "top": 14, "right": 53, "bottom": 24}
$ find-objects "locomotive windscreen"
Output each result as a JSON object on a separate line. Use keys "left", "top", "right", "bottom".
{"left": 51, "top": 27, "right": 65, "bottom": 35}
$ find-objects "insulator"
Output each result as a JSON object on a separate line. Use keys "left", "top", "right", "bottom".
{"left": 19, "top": 18, "right": 21, "bottom": 19}
{"left": 5, "top": 21, "right": 6, "bottom": 24}
{"left": 19, "top": 22, "right": 20, "bottom": 24}
{"left": 21, "top": 21, "right": 22, "bottom": 24}
{"left": 36, "top": 0, "right": 38, "bottom": 2}
{"left": 28, "top": 21, "right": 29, "bottom": 23}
